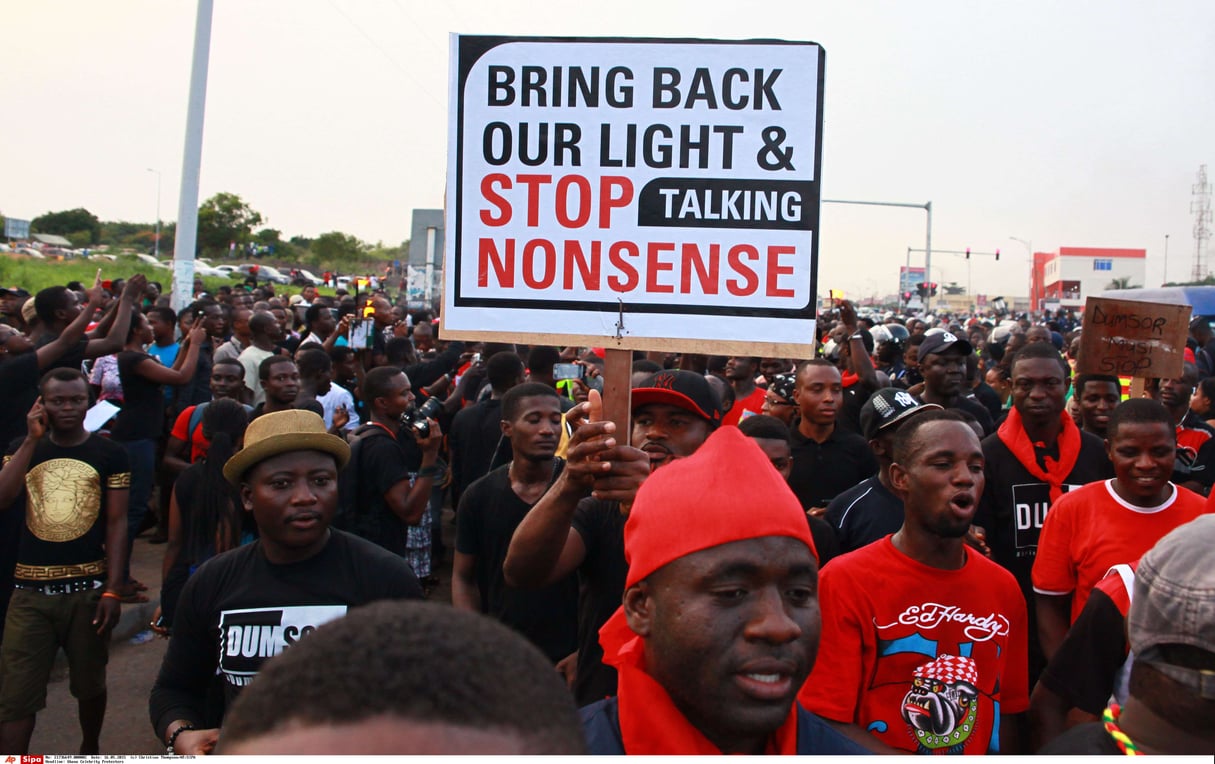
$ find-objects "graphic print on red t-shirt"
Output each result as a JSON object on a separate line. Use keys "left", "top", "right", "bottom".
{"left": 800, "top": 538, "right": 1028, "bottom": 755}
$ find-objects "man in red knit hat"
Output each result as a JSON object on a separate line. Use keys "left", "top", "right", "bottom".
{"left": 579, "top": 426, "right": 867, "bottom": 755}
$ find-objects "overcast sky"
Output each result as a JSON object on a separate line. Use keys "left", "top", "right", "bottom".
{"left": 3, "top": 0, "right": 1212, "bottom": 300}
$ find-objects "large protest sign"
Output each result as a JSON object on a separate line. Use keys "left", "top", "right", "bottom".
{"left": 1076, "top": 296, "right": 1191, "bottom": 379}
{"left": 443, "top": 35, "right": 824, "bottom": 356}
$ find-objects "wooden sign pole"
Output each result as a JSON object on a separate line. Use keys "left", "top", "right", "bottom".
{"left": 602, "top": 348, "right": 634, "bottom": 446}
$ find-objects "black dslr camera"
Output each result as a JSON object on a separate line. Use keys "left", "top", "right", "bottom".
{"left": 400, "top": 396, "right": 443, "bottom": 439}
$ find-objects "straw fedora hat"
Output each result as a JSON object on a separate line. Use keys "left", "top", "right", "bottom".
{"left": 223, "top": 409, "right": 350, "bottom": 485}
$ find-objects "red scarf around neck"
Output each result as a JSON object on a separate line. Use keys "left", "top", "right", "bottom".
{"left": 996, "top": 407, "right": 1081, "bottom": 501}
{"left": 599, "top": 611, "right": 799, "bottom": 755}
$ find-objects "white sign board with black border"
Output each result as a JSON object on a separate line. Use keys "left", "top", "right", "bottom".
{"left": 443, "top": 35, "right": 824, "bottom": 356}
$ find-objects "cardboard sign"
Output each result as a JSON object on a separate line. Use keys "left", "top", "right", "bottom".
{"left": 1077, "top": 296, "right": 1191, "bottom": 378}
{"left": 443, "top": 35, "right": 824, "bottom": 356}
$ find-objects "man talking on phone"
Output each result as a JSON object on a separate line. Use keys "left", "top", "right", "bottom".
{"left": 0, "top": 370, "right": 132, "bottom": 754}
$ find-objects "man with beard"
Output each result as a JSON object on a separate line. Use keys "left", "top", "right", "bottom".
{"left": 917, "top": 330, "right": 995, "bottom": 435}
{"left": 1154, "top": 362, "right": 1215, "bottom": 493}
{"left": 721, "top": 357, "right": 765, "bottom": 426}
{"left": 799, "top": 411, "right": 1029, "bottom": 754}
{"left": 453, "top": 383, "right": 578, "bottom": 667}
{"left": 975, "top": 341, "right": 1110, "bottom": 683}
{"left": 504, "top": 370, "right": 715, "bottom": 705}
{"left": 581, "top": 427, "right": 866, "bottom": 754}
{"left": 1032, "top": 399, "right": 1210, "bottom": 661}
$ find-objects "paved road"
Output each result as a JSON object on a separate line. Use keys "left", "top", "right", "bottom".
{"left": 27, "top": 511, "right": 456, "bottom": 755}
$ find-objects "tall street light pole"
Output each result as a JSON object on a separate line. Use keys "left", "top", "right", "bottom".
{"left": 1009, "top": 235, "right": 1033, "bottom": 309}
{"left": 171, "top": 0, "right": 213, "bottom": 311}
{"left": 1164, "top": 234, "right": 1170, "bottom": 286}
{"left": 147, "top": 168, "right": 162, "bottom": 260}
{"left": 823, "top": 199, "right": 932, "bottom": 309}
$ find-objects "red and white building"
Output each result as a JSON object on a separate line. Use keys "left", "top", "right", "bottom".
{"left": 1029, "top": 246, "right": 1146, "bottom": 312}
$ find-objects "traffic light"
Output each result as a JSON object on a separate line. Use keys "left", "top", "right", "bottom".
{"left": 902, "top": 291, "right": 912, "bottom": 302}
{"left": 915, "top": 282, "right": 927, "bottom": 297}
{"left": 995, "top": 248, "right": 1000, "bottom": 261}
{"left": 929, "top": 282, "right": 938, "bottom": 297}
{"left": 965, "top": 247, "right": 971, "bottom": 260}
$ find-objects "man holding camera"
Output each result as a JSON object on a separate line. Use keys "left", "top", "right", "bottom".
{"left": 337, "top": 367, "right": 442, "bottom": 563}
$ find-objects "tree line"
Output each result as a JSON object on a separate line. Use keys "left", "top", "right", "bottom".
{"left": 1, "top": 193, "right": 407, "bottom": 271}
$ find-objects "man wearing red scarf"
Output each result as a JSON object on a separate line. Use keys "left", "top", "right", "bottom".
{"left": 974, "top": 342, "right": 1111, "bottom": 684}
{"left": 580, "top": 427, "right": 867, "bottom": 755}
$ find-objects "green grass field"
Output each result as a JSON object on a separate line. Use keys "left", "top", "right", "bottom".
{"left": 0, "top": 255, "right": 344, "bottom": 298}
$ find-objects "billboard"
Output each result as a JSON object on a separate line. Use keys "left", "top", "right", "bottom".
{"left": 4, "top": 218, "right": 30, "bottom": 240}
{"left": 899, "top": 266, "right": 925, "bottom": 294}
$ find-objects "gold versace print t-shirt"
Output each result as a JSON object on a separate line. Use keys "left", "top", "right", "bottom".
{"left": 6, "top": 434, "right": 131, "bottom": 584}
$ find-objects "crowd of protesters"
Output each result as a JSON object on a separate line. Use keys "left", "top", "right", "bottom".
{"left": 0, "top": 271, "right": 1211, "bottom": 755}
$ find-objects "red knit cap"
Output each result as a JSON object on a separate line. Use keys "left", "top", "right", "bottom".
{"left": 623, "top": 425, "right": 816, "bottom": 588}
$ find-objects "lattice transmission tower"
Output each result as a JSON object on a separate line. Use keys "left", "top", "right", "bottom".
{"left": 1193, "top": 164, "right": 1212, "bottom": 282}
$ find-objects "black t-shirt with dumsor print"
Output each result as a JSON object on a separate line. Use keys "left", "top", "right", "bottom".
{"left": 976, "top": 429, "right": 1111, "bottom": 594}
{"left": 6, "top": 434, "right": 130, "bottom": 584}
{"left": 148, "top": 529, "right": 422, "bottom": 741}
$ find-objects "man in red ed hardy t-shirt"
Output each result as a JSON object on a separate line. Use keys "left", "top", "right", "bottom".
{"left": 799, "top": 410, "right": 1028, "bottom": 754}
{"left": 1032, "top": 398, "right": 1211, "bottom": 662}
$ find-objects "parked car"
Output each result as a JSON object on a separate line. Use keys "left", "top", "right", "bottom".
{"left": 292, "top": 268, "right": 323, "bottom": 286}
{"left": 193, "top": 263, "right": 232, "bottom": 278}
{"left": 213, "top": 264, "right": 239, "bottom": 276}
{"left": 236, "top": 263, "right": 290, "bottom": 285}
{"left": 135, "top": 253, "right": 171, "bottom": 269}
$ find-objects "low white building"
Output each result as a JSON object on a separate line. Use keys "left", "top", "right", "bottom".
{"left": 1039, "top": 247, "right": 1146, "bottom": 310}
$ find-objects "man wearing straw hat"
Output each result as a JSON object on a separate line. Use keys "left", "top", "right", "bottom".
{"left": 148, "top": 409, "right": 423, "bottom": 755}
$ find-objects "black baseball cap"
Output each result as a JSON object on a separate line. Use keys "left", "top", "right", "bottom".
{"left": 859, "top": 388, "right": 943, "bottom": 440}
{"left": 917, "top": 329, "right": 973, "bottom": 361}
{"left": 632, "top": 370, "right": 723, "bottom": 428}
